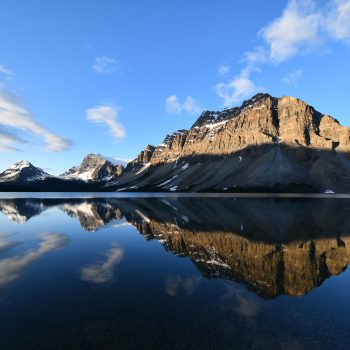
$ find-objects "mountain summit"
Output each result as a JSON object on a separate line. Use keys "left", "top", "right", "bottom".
{"left": 0, "top": 161, "right": 49, "bottom": 185}
{"left": 61, "top": 153, "right": 124, "bottom": 181}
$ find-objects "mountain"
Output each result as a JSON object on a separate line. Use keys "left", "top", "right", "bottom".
{"left": 1, "top": 93, "right": 350, "bottom": 192}
{"left": 61, "top": 153, "right": 124, "bottom": 181}
{"left": 0, "top": 161, "right": 49, "bottom": 185}
{"left": 109, "top": 93, "right": 350, "bottom": 192}
{"left": 0, "top": 154, "right": 125, "bottom": 191}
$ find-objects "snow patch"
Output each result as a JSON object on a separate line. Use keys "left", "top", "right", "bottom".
{"left": 158, "top": 175, "right": 178, "bottom": 187}
{"left": 181, "top": 163, "right": 189, "bottom": 170}
{"left": 135, "top": 162, "right": 151, "bottom": 175}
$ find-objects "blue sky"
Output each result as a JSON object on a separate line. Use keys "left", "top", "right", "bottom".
{"left": 0, "top": 0, "right": 350, "bottom": 174}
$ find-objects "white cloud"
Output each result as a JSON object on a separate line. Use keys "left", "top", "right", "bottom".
{"left": 0, "top": 93, "right": 72, "bottom": 152}
{"left": 282, "top": 69, "right": 303, "bottom": 85}
{"left": 92, "top": 56, "right": 117, "bottom": 74}
{"left": 165, "top": 95, "right": 200, "bottom": 114}
{"left": 260, "top": 0, "right": 322, "bottom": 63}
{"left": 85, "top": 104, "right": 126, "bottom": 140}
{"left": 0, "top": 65, "right": 13, "bottom": 76}
{"left": 326, "top": 0, "right": 350, "bottom": 40}
{"left": 81, "top": 245, "right": 124, "bottom": 284}
{"left": 217, "top": 65, "right": 230, "bottom": 76}
{"left": 242, "top": 46, "right": 268, "bottom": 65}
{"left": 259, "top": 0, "right": 350, "bottom": 64}
{"left": 214, "top": 68, "right": 262, "bottom": 107}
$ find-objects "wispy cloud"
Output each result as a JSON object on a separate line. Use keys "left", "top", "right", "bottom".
{"left": 0, "top": 93, "right": 72, "bottom": 152}
{"left": 165, "top": 95, "right": 200, "bottom": 114}
{"left": 81, "top": 245, "right": 124, "bottom": 284}
{"left": 85, "top": 104, "right": 126, "bottom": 140}
{"left": 0, "top": 65, "right": 13, "bottom": 77}
{"left": 92, "top": 56, "right": 117, "bottom": 74}
{"left": 242, "top": 46, "right": 268, "bottom": 65}
{"left": 282, "top": 69, "right": 303, "bottom": 86}
{"left": 0, "top": 128, "right": 27, "bottom": 152}
{"left": 217, "top": 65, "right": 230, "bottom": 76}
{"left": 214, "top": 68, "right": 262, "bottom": 106}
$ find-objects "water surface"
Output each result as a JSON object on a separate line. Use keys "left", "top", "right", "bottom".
{"left": 0, "top": 194, "right": 350, "bottom": 349}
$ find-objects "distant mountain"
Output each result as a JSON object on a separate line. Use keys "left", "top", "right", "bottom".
{"left": 0, "top": 161, "right": 49, "bottom": 185}
{"left": 61, "top": 153, "right": 124, "bottom": 181}
{"left": 0, "top": 154, "right": 125, "bottom": 191}
{"left": 1, "top": 93, "right": 350, "bottom": 192}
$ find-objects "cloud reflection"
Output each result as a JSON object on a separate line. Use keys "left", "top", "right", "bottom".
{"left": 221, "top": 285, "right": 261, "bottom": 319}
{"left": 81, "top": 245, "right": 124, "bottom": 284}
{"left": 165, "top": 274, "right": 202, "bottom": 296}
{"left": 0, "top": 233, "right": 69, "bottom": 287}
{"left": 0, "top": 232, "right": 20, "bottom": 252}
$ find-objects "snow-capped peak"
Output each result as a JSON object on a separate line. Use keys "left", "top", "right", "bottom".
{"left": 0, "top": 161, "right": 49, "bottom": 184}
{"left": 8, "top": 160, "right": 31, "bottom": 170}
{"left": 92, "top": 154, "right": 128, "bottom": 167}
{"left": 60, "top": 153, "right": 126, "bottom": 182}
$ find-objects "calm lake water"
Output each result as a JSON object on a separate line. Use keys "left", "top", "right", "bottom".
{"left": 0, "top": 193, "right": 350, "bottom": 349}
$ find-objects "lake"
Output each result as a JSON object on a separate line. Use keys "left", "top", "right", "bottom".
{"left": 0, "top": 193, "right": 350, "bottom": 349}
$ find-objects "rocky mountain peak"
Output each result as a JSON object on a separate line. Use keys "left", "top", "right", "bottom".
{"left": 9, "top": 160, "right": 31, "bottom": 169}
{"left": 62, "top": 153, "right": 124, "bottom": 181}
{"left": 0, "top": 160, "right": 49, "bottom": 184}
{"left": 191, "top": 93, "right": 274, "bottom": 129}
{"left": 142, "top": 93, "right": 350, "bottom": 167}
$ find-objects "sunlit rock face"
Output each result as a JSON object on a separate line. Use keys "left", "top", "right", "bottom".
{"left": 145, "top": 94, "right": 350, "bottom": 162}
{"left": 1, "top": 196, "right": 350, "bottom": 298}
{"left": 115, "top": 94, "right": 350, "bottom": 192}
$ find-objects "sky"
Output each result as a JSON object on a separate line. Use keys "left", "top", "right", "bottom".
{"left": 0, "top": 0, "right": 350, "bottom": 174}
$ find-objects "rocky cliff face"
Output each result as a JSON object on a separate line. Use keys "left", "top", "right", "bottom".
{"left": 112, "top": 93, "right": 350, "bottom": 192}
{"left": 145, "top": 93, "right": 350, "bottom": 163}
{"left": 126, "top": 145, "right": 155, "bottom": 171}
{"left": 62, "top": 153, "right": 124, "bottom": 181}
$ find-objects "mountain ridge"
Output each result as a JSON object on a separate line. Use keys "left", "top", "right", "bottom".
{"left": 1, "top": 93, "right": 350, "bottom": 192}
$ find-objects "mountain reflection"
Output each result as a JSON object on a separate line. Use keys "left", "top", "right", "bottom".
{"left": 1, "top": 197, "right": 350, "bottom": 298}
